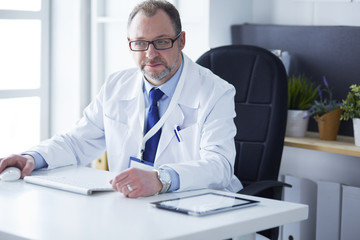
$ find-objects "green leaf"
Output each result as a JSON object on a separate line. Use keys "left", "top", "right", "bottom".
{"left": 288, "top": 74, "right": 318, "bottom": 110}
{"left": 340, "top": 84, "right": 360, "bottom": 120}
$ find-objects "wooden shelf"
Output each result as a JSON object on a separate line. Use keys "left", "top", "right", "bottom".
{"left": 284, "top": 132, "right": 360, "bottom": 157}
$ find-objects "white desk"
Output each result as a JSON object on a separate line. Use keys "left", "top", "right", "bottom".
{"left": 0, "top": 171, "right": 308, "bottom": 240}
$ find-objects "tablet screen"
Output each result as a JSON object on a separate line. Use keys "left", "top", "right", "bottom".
{"left": 151, "top": 192, "right": 259, "bottom": 216}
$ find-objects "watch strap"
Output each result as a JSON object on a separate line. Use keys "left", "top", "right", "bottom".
{"left": 157, "top": 169, "right": 171, "bottom": 194}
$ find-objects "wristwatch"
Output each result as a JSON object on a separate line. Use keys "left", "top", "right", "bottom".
{"left": 157, "top": 169, "right": 172, "bottom": 194}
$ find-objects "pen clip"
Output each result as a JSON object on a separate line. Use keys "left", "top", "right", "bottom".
{"left": 174, "top": 125, "right": 182, "bottom": 142}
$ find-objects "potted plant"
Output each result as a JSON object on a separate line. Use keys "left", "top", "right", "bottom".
{"left": 307, "top": 76, "right": 342, "bottom": 140}
{"left": 286, "top": 74, "right": 318, "bottom": 137}
{"left": 340, "top": 84, "right": 360, "bottom": 146}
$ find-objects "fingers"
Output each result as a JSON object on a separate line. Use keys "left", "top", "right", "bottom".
{"left": 0, "top": 158, "right": 5, "bottom": 173}
{"left": 111, "top": 180, "right": 139, "bottom": 198}
{"left": 0, "top": 154, "right": 19, "bottom": 173}
{"left": 111, "top": 170, "right": 129, "bottom": 190}
{"left": 117, "top": 182, "right": 139, "bottom": 198}
{"left": 111, "top": 168, "right": 158, "bottom": 198}
{"left": 126, "top": 183, "right": 134, "bottom": 192}
{"left": 111, "top": 169, "right": 135, "bottom": 195}
{"left": 0, "top": 154, "right": 35, "bottom": 178}
{"left": 21, "top": 155, "right": 35, "bottom": 178}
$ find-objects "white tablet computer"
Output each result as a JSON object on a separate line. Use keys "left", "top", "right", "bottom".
{"left": 150, "top": 192, "right": 259, "bottom": 216}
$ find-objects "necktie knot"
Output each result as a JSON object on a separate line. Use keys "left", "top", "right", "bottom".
{"left": 149, "top": 88, "right": 164, "bottom": 106}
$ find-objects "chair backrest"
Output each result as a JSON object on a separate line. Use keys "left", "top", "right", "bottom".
{"left": 196, "top": 45, "right": 288, "bottom": 188}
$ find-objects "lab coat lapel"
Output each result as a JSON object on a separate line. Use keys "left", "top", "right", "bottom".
{"left": 120, "top": 71, "right": 144, "bottom": 154}
{"left": 135, "top": 72, "right": 146, "bottom": 136}
{"left": 155, "top": 56, "right": 200, "bottom": 160}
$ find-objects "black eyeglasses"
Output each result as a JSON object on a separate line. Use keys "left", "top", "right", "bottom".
{"left": 129, "top": 32, "right": 182, "bottom": 52}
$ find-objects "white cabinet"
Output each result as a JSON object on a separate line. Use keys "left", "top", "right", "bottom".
{"left": 281, "top": 175, "right": 360, "bottom": 240}
{"left": 341, "top": 185, "right": 360, "bottom": 239}
{"left": 316, "top": 181, "right": 341, "bottom": 240}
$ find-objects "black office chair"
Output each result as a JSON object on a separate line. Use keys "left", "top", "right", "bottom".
{"left": 197, "top": 45, "right": 290, "bottom": 240}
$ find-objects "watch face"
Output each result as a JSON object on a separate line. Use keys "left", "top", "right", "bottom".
{"left": 158, "top": 170, "right": 171, "bottom": 193}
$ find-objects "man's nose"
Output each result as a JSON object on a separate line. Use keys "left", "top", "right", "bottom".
{"left": 145, "top": 43, "right": 159, "bottom": 59}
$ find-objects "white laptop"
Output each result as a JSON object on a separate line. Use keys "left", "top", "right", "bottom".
{"left": 24, "top": 166, "right": 117, "bottom": 195}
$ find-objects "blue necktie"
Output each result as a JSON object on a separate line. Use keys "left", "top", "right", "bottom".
{"left": 143, "top": 88, "right": 164, "bottom": 163}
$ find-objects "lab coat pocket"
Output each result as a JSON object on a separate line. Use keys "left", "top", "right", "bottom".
{"left": 103, "top": 115, "right": 142, "bottom": 171}
{"left": 176, "top": 123, "right": 200, "bottom": 162}
{"left": 103, "top": 116, "right": 130, "bottom": 159}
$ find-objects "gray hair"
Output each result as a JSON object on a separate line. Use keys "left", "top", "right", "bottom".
{"left": 128, "top": 0, "right": 182, "bottom": 35}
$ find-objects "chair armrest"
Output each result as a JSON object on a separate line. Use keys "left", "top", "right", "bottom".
{"left": 238, "top": 180, "right": 292, "bottom": 196}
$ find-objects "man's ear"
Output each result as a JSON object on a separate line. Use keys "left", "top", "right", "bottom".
{"left": 179, "top": 31, "right": 185, "bottom": 50}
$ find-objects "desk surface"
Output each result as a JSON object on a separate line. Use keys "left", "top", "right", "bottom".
{"left": 0, "top": 170, "right": 308, "bottom": 240}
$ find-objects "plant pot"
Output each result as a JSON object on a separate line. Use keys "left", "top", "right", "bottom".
{"left": 314, "top": 108, "right": 342, "bottom": 141}
{"left": 286, "top": 110, "right": 309, "bottom": 137}
{"left": 353, "top": 118, "right": 360, "bottom": 146}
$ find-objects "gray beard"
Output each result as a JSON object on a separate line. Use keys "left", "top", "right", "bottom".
{"left": 141, "top": 56, "right": 180, "bottom": 83}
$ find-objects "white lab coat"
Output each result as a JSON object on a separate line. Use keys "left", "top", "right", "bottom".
{"left": 30, "top": 54, "right": 242, "bottom": 192}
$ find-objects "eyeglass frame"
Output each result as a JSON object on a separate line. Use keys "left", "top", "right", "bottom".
{"left": 128, "top": 32, "right": 182, "bottom": 52}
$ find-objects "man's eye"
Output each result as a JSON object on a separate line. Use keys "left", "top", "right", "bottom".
{"left": 134, "top": 41, "right": 146, "bottom": 46}
{"left": 155, "top": 39, "right": 170, "bottom": 45}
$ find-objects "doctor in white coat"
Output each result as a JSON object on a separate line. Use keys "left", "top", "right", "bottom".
{"left": 0, "top": 0, "right": 242, "bottom": 198}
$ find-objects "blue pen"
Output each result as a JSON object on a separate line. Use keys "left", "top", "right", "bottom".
{"left": 174, "top": 125, "right": 182, "bottom": 142}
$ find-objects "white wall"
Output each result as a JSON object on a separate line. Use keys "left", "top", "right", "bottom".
{"left": 50, "top": 0, "right": 81, "bottom": 135}
{"left": 50, "top": 0, "right": 90, "bottom": 136}
{"left": 252, "top": 0, "right": 360, "bottom": 26}
{"left": 208, "top": 0, "right": 252, "bottom": 47}
{"left": 209, "top": 0, "right": 360, "bottom": 48}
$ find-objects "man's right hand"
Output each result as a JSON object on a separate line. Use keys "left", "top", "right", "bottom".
{"left": 0, "top": 154, "right": 35, "bottom": 179}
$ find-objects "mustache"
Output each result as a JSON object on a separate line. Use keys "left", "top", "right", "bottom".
{"left": 141, "top": 57, "right": 167, "bottom": 66}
